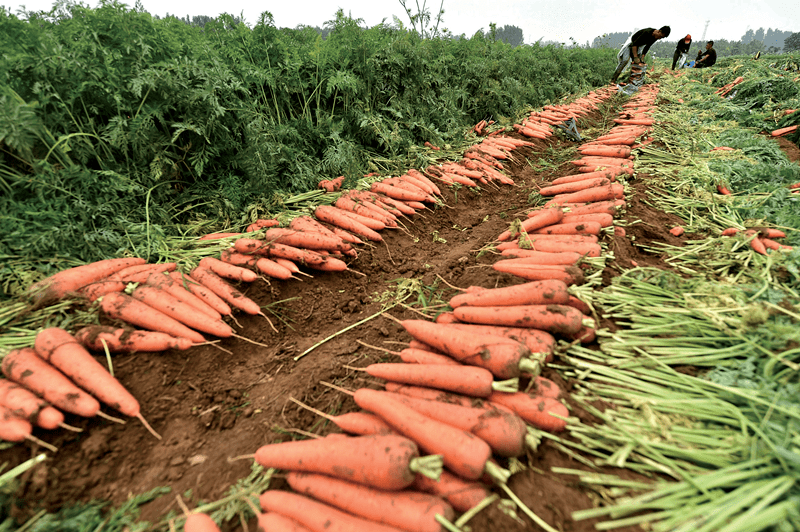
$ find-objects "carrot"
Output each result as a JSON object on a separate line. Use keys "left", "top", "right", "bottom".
{"left": 336, "top": 196, "right": 397, "bottom": 225}
{"left": 407, "top": 169, "right": 441, "bottom": 195}
{"left": 28, "top": 257, "right": 146, "bottom": 305}
{"left": 2, "top": 348, "right": 100, "bottom": 417}
{"left": 254, "top": 433, "right": 441, "bottom": 490}
{"left": 33, "top": 328, "right": 145, "bottom": 422}
{"left": 364, "top": 363, "right": 517, "bottom": 398}
{"left": 760, "top": 228, "right": 786, "bottom": 239}
{"left": 75, "top": 325, "right": 193, "bottom": 352}
{"left": 169, "top": 272, "right": 232, "bottom": 316}
{"left": 0, "top": 379, "right": 67, "bottom": 430}
{"left": 256, "top": 513, "right": 313, "bottom": 532}
{"left": 260, "top": 490, "right": 405, "bottom": 532}
{"left": 434, "top": 312, "right": 460, "bottom": 324}
{"left": 492, "top": 263, "right": 584, "bottom": 285}
{"left": 190, "top": 267, "right": 261, "bottom": 315}
{"left": 382, "top": 391, "right": 527, "bottom": 457}
{"left": 577, "top": 145, "right": 631, "bottom": 158}
{"left": 532, "top": 221, "right": 602, "bottom": 235}
{"left": 399, "top": 348, "right": 460, "bottom": 365}
{"left": 198, "top": 232, "right": 242, "bottom": 241}
{"left": 566, "top": 295, "right": 592, "bottom": 315}
{"left": 539, "top": 178, "right": 610, "bottom": 196}
{"left": 264, "top": 228, "right": 352, "bottom": 251}
{"left": 245, "top": 219, "right": 280, "bottom": 232}
{"left": 287, "top": 471, "right": 454, "bottom": 532}
{"left": 220, "top": 248, "right": 260, "bottom": 268}
{"left": 761, "top": 238, "right": 793, "bottom": 251}
{"left": 453, "top": 304, "right": 587, "bottom": 336}
{"left": 314, "top": 206, "right": 383, "bottom": 242}
{"left": 0, "top": 405, "right": 58, "bottom": 451}
{"left": 771, "top": 125, "right": 798, "bottom": 137}
{"left": 102, "top": 292, "right": 203, "bottom": 346}
{"left": 370, "top": 182, "right": 429, "bottom": 202}
{"left": 399, "top": 320, "right": 539, "bottom": 379}
{"left": 560, "top": 213, "right": 614, "bottom": 227}
{"left": 199, "top": 257, "right": 258, "bottom": 283}
{"left": 412, "top": 470, "right": 491, "bottom": 513}
{"left": 129, "top": 284, "right": 232, "bottom": 338}
{"left": 254, "top": 257, "right": 293, "bottom": 279}
{"left": 545, "top": 184, "right": 625, "bottom": 206}
{"left": 717, "top": 185, "right": 732, "bottom": 195}
{"left": 383, "top": 383, "right": 481, "bottom": 408}
{"left": 354, "top": 389, "right": 503, "bottom": 482}
{"left": 498, "top": 249, "right": 582, "bottom": 264}
{"left": 487, "top": 393, "right": 568, "bottom": 432}
{"left": 498, "top": 207, "right": 564, "bottom": 241}
{"left": 449, "top": 279, "right": 570, "bottom": 308}
{"left": 670, "top": 226, "right": 685, "bottom": 237}
{"left": 720, "top": 228, "right": 739, "bottom": 236}
{"left": 578, "top": 165, "right": 634, "bottom": 175}
{"left": 145, "top": 272, "right": 222, "bottom": 320}
{"left": 430, "top": 323, "right": 556, "bottom": 361}
{"left": 107, "top": 262, "right": 177, "bottom": 283}
{"left": 509, "top": 240, "right": 602, "bottom": 257}
{"left": 562, "top": 200, "right": 626, "bottom": 216}
{"left": 183, "top": 513, "right": 221, "bottom": 532}
{"left": 79, "top": 280, "right": 127, "bottom": 302}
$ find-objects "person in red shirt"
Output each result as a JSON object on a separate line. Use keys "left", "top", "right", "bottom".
{"left": 611, "top": 26, "right": 671, "bottom": 83}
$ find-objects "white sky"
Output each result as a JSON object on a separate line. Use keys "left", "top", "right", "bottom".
{"left": 3, "top": 0, "right": 798, "bottom": 44}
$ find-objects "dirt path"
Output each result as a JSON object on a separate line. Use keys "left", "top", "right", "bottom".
{"left": 2, "top": 105, "right": 693, "bottom": 531}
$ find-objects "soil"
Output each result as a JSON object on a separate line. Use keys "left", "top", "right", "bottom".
{"left": 3, "top": 105, "right": 796, "bottom": 532}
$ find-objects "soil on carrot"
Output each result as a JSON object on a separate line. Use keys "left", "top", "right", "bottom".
{"left": 2, "top": 114, "right": 679, "bottom": 531}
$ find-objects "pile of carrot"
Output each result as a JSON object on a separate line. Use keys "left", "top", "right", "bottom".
{"left": 720, "top": 227, "right": 793, "bottom": 255}
{"left": 715, "top": 76, "right": 744, "bottom": 98}
{"left": 250, "top": 306, "right": 574, "bottom": 530}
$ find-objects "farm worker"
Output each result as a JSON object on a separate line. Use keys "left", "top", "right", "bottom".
{"left": 694, "top": 41, "right": 717, "bottom": 68}
{"left": 610, "top": 26, "right": 671, "bottom": 83}
{"left": 672, "top": 34, "right": 692, "bottom": 69}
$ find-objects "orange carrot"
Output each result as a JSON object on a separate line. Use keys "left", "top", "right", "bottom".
{"left": 578, "top": 165, "right": 634, "bottom": 175}
{"left": 287, "top": 471, "right": 454, "bottom": 532}
{"left": 28, "top": 257, "right": 146, "bottom": 305}
{"left": 760, "top": 228, "right": 786, "bottom": 239}
{"left": 169, "top": 272, "right": 232, "bottom": 316}
{"left": 370, "top": 182, "right": 429, "bottom": 202}
{"left": 532, "top": 221, "right": 602, "bottom": 235}
{"left": 199, "top": 257, "right": 258, "bottom": 283}
{"left": 539, "top": 178, "right": 610, "bottom": 196}
{"left": 260, "top": 490, "right": 405, "bottom": 532}
{"left": 245, "top": 219, "right": 280, "bottom": 232}
{"left": 354, "top": 388, "right": 499, "bottom": 481}
{"left": 400, "top": 320, "right": 538, "bottom": 379}
{"left": 545, "top": 184, "right": 625, "bottom": 206}
{"left": 33, "top": 328, "right": 141, "bottom": 419}
{"left": 256, "top": 513, "right": 313, "bottom": 532}
{"left": 335, "top": 196, "right": 397, "bottom": 225}
{"left": 492, "top": 263, "right": 585, "bottom": 285}
{"left": 721, "top": 228, "right": 739, "bottom": 236}
{"left": 498, "top": 249, "right": 582, "bottom": 264}
{"left": 79, "top": 280, "right": 127, "bottom": 302}
{"left": 100, "top": 291, "right": 206, "bottom": 343}
{"left": 314, "top": 206, "right": 383, "bottom": 242}
{"left": 364, "top": 363, "right": 516, "bottom": 398}
{"left": 745, "top": 230, "right": 768, "bottom": 255}
{"left": 449, "top": 279, "right": 570, "bottom": 308}
{"left": 190, "top": 267, "right": 261, "bottom": 315}
{"left": 399, "top": 348, "right": 460, "bottom": 365}
{"left": 145, "top": 272, "right": 222, "bottom": 320}
{"left": 771, "top": 125, "right": 798, "bottom": 137}
{"left": 0, "top": 379, "right": 65, "bottom": 430}
{"left": 453, "top": 304, "right": 587, "bottom": 336}
{"left": 1, "top": 348, "right": 100, "bottom": 417}
{"left": 717, "top": 185, "right": 732, "bottom": 195}
{"left": 566, "top": 295, "right": 592, "bottom": 315}
{"left": 412, "top": 470, "right": 491, "bottom": 513}
{"left": 254, "top": 257, "right": 293, "bottom": 279}
{"left": 407, "top": 169, "right": 442, "bottom": 195}
{"left": 431, "top": 323, "right": 556, "bottom": 361}
{"left": 498, "top": 207, "right": 564, "bottom": 241}
{"left": 577, "top": 145, "right": 631, "bottom": 158}
{"left": 183, "top": 513, "right": 221, "bottom": 532}
{"left": 562, "top": 200, "right": 626, "bottom": 216}
{"left": 129, "top": 284, "right": 232, "bottom": 338}
{"left": 550, "top": 170, "right": 620, "bottom": 185}
{"left": 761, "top": 238, "right": 793, "bottom": 251}
{"left": 382, "top": 391, "right": 527, "bottom": 457}
{"left": 509, "top": 240, "right": 602, "bottom": 257}
{"left": 255, "top": 433, "right": 439, "bottom": 490}
{"left": 107, "top": 262, "right": 177, "bottom": 283}
{"left": 75, "top": 325, "right": 193, "bottom": 352}
{"left": 560, "top": 213, "right": 614, "bottom": 227}
{"left": 670, "top": 226, "right": 685, "bottom": 237}
{"left": 487, "top": 392, "right": 568, "bottom": 432}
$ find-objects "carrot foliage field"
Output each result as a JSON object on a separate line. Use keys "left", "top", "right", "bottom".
{"left": 0, "top": 3, "right": 614, "bottom": 293}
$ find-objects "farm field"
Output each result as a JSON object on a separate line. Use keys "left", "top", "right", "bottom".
{"left": 1, "top": 10, "right": 800, "bottom": 530}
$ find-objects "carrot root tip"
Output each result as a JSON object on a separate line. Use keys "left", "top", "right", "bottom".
{"left": 137, "top": 413, "right": 162, "bottom": 440}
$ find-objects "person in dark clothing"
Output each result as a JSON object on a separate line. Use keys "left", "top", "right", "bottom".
{"left": 611, "top": 26, "right": 671, "bottom": 83}
{"left": 672, "top": 34, "right": 692, "bottom": 69}
{"left": 695, "top": 41, "right": 717, "bottom": 68}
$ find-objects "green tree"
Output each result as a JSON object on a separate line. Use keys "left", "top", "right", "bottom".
{"left": 785, "top": 32, "right": 800, "bottom": 52}
{"left": 492, "top": 24, "right": 524, "bottom": 47}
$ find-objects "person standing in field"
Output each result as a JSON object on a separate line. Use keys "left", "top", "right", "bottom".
{"left": 694, "top": 41, "right": 717, "bottom": 68}
{"left": 672, "top": 34, "right": 692, "bottom": 69}
{"left": 610, "top": 26, "right": 671, "bottom": 83}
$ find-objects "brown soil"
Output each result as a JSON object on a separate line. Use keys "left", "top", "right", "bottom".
{"left": 0, "top": 108, "right": 712, "bottom": 531}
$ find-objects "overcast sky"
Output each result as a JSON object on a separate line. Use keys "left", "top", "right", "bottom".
{"left": 3, "top": 0, "right": 799, "bottom": 44}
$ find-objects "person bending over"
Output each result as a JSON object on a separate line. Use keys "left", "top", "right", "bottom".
{"left": 611, "top": 26, "right": 671, "bottom": 83}
{"left": 672, "top": 34, "right": 692, "bottom": 69}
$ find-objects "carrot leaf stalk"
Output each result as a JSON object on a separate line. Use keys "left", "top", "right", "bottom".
{"left": 434, "top": 514, "right": 463, "bottom": 532}
{"left": 492, "top": 378, "right": 520, "bottom": 393}
{"left": 500, "top": 483, "right": 560, "bottom": 532}
{"left": 484, "top": 460, "right": 512, "bottom": 485}
{"left": 408, "top": 454, "right": 445, "bottom": 481}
